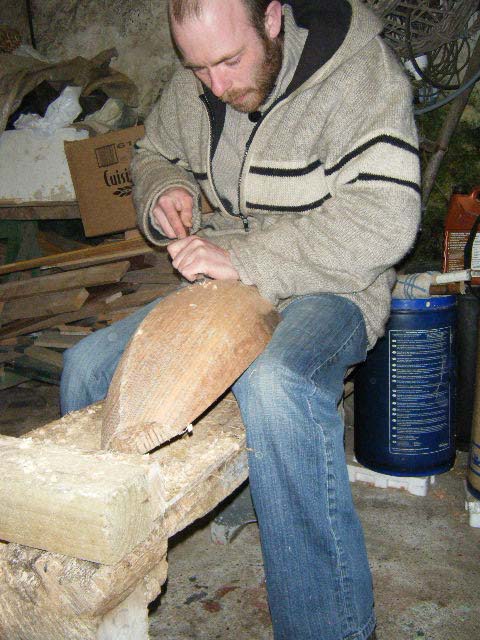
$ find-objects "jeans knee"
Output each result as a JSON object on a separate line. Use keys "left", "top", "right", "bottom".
{"left": 61, "top": 344, "right": 97, "bottom": 406}
{"left": 236, "top": 354, "right": 311, "bottom": 421}
{"left": 60, "top": 335, "right": 117, "bottom": 414}
{"left": 62, "top": 344, "right": 79, "bottom": 383}
{"left": 63, "top": 340, "right": 96, "bottom": 384}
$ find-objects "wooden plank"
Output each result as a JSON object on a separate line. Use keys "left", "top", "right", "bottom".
{"left": 0, "top": 285, "right": 172, "bottom": 340}
{"left": 6, "top": 355, "right": 62, "bottom": 385}
{"left": 124, "top": 229, "right": 142, "bottom": 240}
{"left": 0, "top": 536, "right": 168, "bottom": 640}
{"left": 0, "top": 285, "right": 169, "bottom": 344}
{"left": 0, "top": 238, "right": 154, "bottom": 277}
{"left": 0, "top": 435, "right": 165, "bottom": 565}
{"left": 86, "top": 281, "right": 137, "bottom": 303}
{"left": 96, "top": 308, "right": 142, "bottom": 324}
{"left": 0, "top": 203, "right": 80, "bottom": 221}
{"left": 0, "top": 350, "right": 21, "bottom": 364}
{"left": 24, "top": 346, "right": 64, "bottom": 368}
{"left": 34, "top": 332, "right": 85, "bottom": 349}
{"left": 0, "top": 304, "right": 108, "bottom": 340}
{"left": 0, "top": 369, "right": 30, "bottom": 390}
{"left": 0, "top": 336, "right": 33, "bottom": 348}
{"left": 105, "top": 284, "right": 176, "bottom": 308}
{"left": 38, "top": 230, "right": 91, "bottom": 253}
{"left": 55, "top": 324, "right": 93, "bottom": 335}
{"left": 0, "top": 262, "right": 131, "bottom": 302}
{"left": 121, "top": 267, "right": 179, "bottom": 284}
{"left": 1, "top": 288, "right": 89, "bottom": 322}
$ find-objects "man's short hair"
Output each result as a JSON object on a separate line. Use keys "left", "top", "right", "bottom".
{"left": 169, "top": 0, "right": 272, "bottom": 36}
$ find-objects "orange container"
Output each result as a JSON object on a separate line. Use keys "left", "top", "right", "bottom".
{"left": 443, "top": 186, "right": 480, "bottom": 283}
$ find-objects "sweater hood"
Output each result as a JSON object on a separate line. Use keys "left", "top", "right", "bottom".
{"left": 282, "top": 0, "right": 385, "bottom": 95}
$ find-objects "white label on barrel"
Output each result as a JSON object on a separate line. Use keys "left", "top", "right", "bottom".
{"left": 469, "top": 440, "right": 480, "bottom": 482}
{"left": 389, "top": 326, "right": 452, "bottom": 455}
{"left": 472, "top": 234, "right": 480, "bottom": 270}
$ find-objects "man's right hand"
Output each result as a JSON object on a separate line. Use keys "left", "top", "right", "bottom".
{"left": 152, "top": 187, "right": 194, "bottom": 239}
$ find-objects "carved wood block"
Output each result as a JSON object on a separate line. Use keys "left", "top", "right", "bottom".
{"left": 102, "top": 280, "right": 280, "bottom": 453}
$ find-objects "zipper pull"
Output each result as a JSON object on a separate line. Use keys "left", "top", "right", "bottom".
{"left": 241, "top": 215, "right": 250, "bottom": 232}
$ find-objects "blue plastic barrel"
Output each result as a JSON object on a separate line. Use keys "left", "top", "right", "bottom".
{"left": 354, "top": 296, "right": 456, "bottom": 476}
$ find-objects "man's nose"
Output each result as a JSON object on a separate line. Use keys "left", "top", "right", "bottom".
{"left": 209, "top": 69, "right": 232, "bottom": 98}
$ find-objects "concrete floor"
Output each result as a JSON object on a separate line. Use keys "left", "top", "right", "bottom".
{"left": 1, "top": 381, "right": 480, "bottom": 640}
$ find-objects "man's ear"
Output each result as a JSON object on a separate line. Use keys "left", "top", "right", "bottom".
{"left": 264, "top": 1, "right": 283, "bottom": 39}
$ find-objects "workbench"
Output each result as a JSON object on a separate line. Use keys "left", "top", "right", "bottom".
{"left": 0, "top": 393, "right": 248, "bottom": 640}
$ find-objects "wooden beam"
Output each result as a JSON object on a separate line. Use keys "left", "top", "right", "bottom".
{"left": 0, "top": 369, "right": 29, "bottom": 390}
{"left": 55, "top": 324, "right": 93, "bottom": 335}
{"left": 121, "top": 267, "right": 179, "bottom": 284}
{"left": 1, "top": 288, "right": 89, "bottom": 322}
{"left": 0, "top": 303, "right": 105, "bottom": 340}
{"left": 0, "top": 261, "right": 131, "bottom": 301}
{"left": 0, "top": 435, "right": 165, "bottom": 565}
{"left": 0, "top": 349, "right": 19, "bottom": 364}
{"left": 24, "top": 346, "right": 64, "bottom": 368}
{"left": 105, "top": 284, "right": 175, "bottom": 309}
{"left": 25, "top": 394, "right": 248, "bottom": 536}
{"left": 38, "top": 230, "right": 90, "bottom": 253}
{"left": 0, "top": 203, "right": 80, "bottom": 221}
{"left": 0, "top": 284, "right": 173, "bottom": 340}
{"left": 0, "top": 393, "right": 247, "bottom": 639}
{"left": 34, "top": 332, "right": 85, "bottom": 349}
{"left": 0, "top": 537, "right": 168, "bottom": 640}
{"left": 0, "top": 237, "right": 155, "bottom": 277}
{"left": 7, "top": 354, "right": 62, "bottom": 385}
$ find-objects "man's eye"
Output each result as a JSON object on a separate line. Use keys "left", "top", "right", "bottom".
{"left": 225, "top": 57, "right": 240, "bottom": 67}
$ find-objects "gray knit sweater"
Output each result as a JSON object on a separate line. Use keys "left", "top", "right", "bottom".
{"left": 131, "top": 0, "right": 421, "bottom": 347}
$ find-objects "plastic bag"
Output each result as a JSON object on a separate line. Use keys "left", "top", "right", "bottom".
{"left": 14, "top": 85, "right": 82, "bottom": 134}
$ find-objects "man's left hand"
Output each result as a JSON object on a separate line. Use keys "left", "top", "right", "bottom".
{"left": 167, "top": 235, "right": 240, "bottom": 281}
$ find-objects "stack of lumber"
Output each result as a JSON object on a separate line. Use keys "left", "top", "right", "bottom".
{"left": 0, "top": 233, "right": 179, "bottom": 388}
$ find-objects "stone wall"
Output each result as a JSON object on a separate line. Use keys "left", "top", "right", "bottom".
{"left": 1, "top": 0, "right": 179, "bottom": 117}
{"left": 0, "top": 1, "right": 30, "bottom": 42}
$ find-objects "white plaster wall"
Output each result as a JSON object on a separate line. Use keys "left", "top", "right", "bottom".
{"left": 30, "top": 0, "right": 180, "bottom": 118}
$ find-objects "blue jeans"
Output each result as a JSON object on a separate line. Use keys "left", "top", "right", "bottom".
{"left": 60, "top": 292, "right": 375, "bottom": 640}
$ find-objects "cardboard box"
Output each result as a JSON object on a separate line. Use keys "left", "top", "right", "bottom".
{"left": 64, "top": 125, "right": 145, "bottom": 237}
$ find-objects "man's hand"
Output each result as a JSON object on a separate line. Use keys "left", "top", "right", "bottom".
{"left": 152, "top": 187, "right": 193, "bottom": 238}
{"left": 168, "top": 236, "right": 240, "bottom": 281}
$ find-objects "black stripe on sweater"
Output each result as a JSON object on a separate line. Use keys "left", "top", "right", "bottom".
{"left": 246, "top": 193, "right": 331, "bottom": 213}
{"left": 249, "top": 159, "right": 322, "bottom": 177}
{"left": 325, "top": 135, "right": 419, "bottom": 176}
{"left": 185, "top": 167, "right": 208, "bottom": 180}
{"left": 348, "top": 173, "right": 421, "bottom": 194}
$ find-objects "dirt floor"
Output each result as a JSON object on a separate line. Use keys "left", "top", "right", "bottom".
{"left": 1, "top": 380, "right": 479, "bottom": 640}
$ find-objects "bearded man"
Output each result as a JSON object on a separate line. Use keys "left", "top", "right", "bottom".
{"left": 61, "top": 1, "right": 421, "bottom": 638}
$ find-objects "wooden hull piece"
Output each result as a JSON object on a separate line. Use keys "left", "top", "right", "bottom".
{"left": 101, "top": 280, "right": 280, "bottom": 453}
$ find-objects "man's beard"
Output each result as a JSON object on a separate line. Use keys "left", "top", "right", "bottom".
{"left": 221, "top": 35, "right": 283, "bottom": 113}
